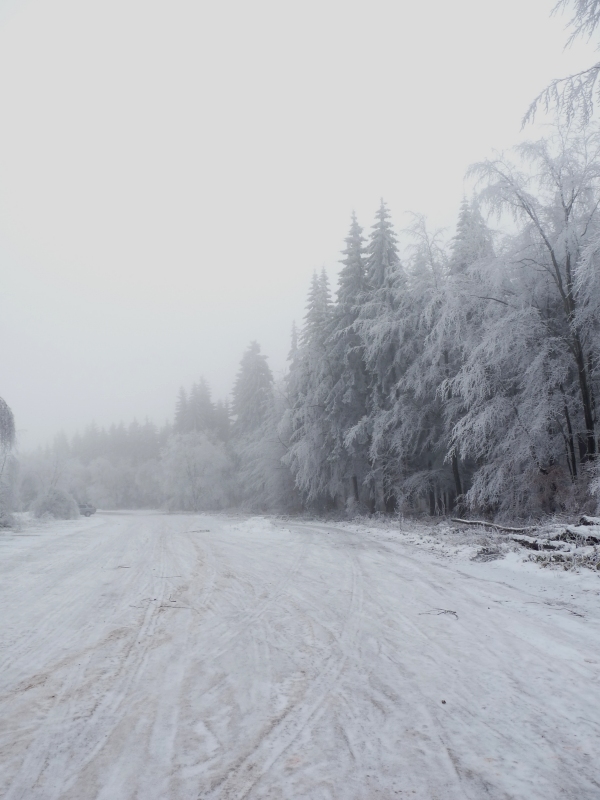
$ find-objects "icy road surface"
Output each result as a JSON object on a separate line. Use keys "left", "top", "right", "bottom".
{"left": 1, "top": 513, "right": 599, "bottom": 800}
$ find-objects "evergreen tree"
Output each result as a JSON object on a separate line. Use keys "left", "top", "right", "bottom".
{"left": 232, "top": 342, "right": 274, "bottom": 435}
{"left": 188, "top": 378, "right": 215, "bottom": 433}
{"left": 355, "top": 200, "right": 407, "bottom": 511}
{"left": 232, "top": 342, "right": 279, "bottom": 510}
{"left": 174, "top": 388, "right": 189, "bottom": 433}
{"left": 283, "top": 270, "right": 336, "bottom": 507}
{"left": 325, "top": 213, "right": 370, "bottom": 508}
{"left": 449, "top": 198, "right": 493, "bottom": 275}
{"left": 214, "top": 400, "right": 231, "bottom": 443}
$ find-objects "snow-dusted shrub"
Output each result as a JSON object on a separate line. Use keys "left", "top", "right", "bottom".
{"left": 0, "top": 508, "right": 14, "bottom": 527}
{"left": 32, "top": 489, "right": 79, "bottom": 519}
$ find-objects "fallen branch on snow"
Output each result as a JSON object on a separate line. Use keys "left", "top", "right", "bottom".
{"left": 556, "top": 527, "right": 600, "bottom": 546}
{"left": 451, "top": 518, "right": 536, "bottom": 533}
{"left": 508, "top": 535, "right": 565, "bottom": 551}
{"left": 419, "top": 608, "right": 459, "bottom": 620}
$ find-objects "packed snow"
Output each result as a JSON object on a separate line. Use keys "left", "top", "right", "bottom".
{"left": 1, "top": 511, "right": 599, "bottom": 799}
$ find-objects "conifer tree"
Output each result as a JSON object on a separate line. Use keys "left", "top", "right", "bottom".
{"left": 325, "top": 213, "right": 370, "bottom": 507}
{"left": 449, "top": 198, "right": 493, "bottom": 275}
{"left": 355, "top": 200, "right": 407, "bottom": 511}
{"left": 214, "top": 400, "right": 231, "bottom": 443}
{"left": 188, "top": 378, "right": 215, "bottom": 434}
{"left": 232, "top": 341, "right": 280, "bottom": 510}
{"left": 174, "top": 388, "right": 189, "bottom": 434}
{"left": 283, "top": 270, "right": 336, "bottom": 507}
{"left": 232, "top": 342, "right": 273, "bottom": 435}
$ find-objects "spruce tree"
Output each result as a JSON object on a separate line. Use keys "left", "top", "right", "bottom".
{"left": 232, "top": 342, "right": 273, "bottom": 435}
{"left": 325, "top": 213, "right": 370, "bottom": 507}
{"left": 188, "top": 378, "right": 215, "bottom": 434}
{"left": 356, "top": 200, "right": 406, "bottom": 511}
{"left": 283, "top": 270, "right": 336, "bottom": 507}
{"left": 232, "top": 342, "right": 278, "bottom": 510}
{"left": 174, "top": 388, "right": 189, "bottom": 434}
{"left": 449, "top": 198, "right": 493, "bottom": 275}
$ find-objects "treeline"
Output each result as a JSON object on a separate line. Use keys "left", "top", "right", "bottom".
{"left": 11, "top": 123, "right": 600, "bottom": 520}
{"left": 280, "top": 125, "right": 600, "bottom": 518}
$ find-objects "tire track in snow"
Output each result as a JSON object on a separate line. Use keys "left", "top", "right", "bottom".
{"left": 83, "top": 527, "right": 223, "bottom": 800}
{"left": 0, "top": 516, "right": 119, "bottom": 680}
{"left": 186, "top": 532, "right": 311, "bottom": 666}
{"left": 2, "top": 521, "right": 177, "bottom": 800}
{"left": 203, "top": 547, "right": 364, "bottom": 800}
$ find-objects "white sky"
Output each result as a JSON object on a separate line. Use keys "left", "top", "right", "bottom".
{"left": 0, "top": 0, "right": 597, "bottom": 449}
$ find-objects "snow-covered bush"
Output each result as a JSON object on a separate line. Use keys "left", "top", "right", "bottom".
{"left": 32, "top": 489, "right": 79, "bottom": 519}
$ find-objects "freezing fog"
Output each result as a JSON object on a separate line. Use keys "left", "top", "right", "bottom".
{"left": 2, "top": 1, "right": 600, "bottom": 798}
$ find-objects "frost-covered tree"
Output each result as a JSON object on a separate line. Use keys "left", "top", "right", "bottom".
{"left": 174, "top": 388, "right": 188, "bottom": 433}
{"left": 283, "top": 269, "right": 337, "bottom": 507}
{"left": 232, "top": 341, "right": 289, "bottom": 510}
{"left": 452, "top": 125, "right": 600, "bottom": 515}
{"left": 0, "top": 398, "right": 15, "bottom": 454}
{"left": 526, "top": 0, "right": 600, "bottom": 124}
{"left": 0, "top": 397, "right": 16, "bottom": 524}
{"left": 188, "top": 378, "right": 215, "bottom": 433}
{"left": 354, "top": 200, "right": 407, "bottom": 511}
{"left": 325, "top": 213, "right": 371, "bottom": 509}
{"left": 232, "top": 342, "right": 273, "bottom": 435}
{"left": 214, "top": 400, "right": 231, "bottom": 443}
{"left": 161, "top": 432, "right": 230, "bottom": 511}
{"left": 383, "top": 215, "right": 454, "bottom": 514}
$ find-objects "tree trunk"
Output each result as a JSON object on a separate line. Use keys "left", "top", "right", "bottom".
{"left": 573, "top": 336, "right": 596, "bottom": 460}
{"left": 451, "top": 451, "right": 463, "bottom": 498}
{"left": 561, "top": 393, "right": 577, "bottom": 479}
{"left": 428, "top": 489, "right": 435, "bottom": 516}
{"left": 352, "top": 475, "right": 360, "bottom": 503}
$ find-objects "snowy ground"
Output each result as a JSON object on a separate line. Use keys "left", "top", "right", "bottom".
{"left": 1, "top": 512, "right": 599, "bottom": 800}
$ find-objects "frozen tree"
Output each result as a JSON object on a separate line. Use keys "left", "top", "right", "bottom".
{"left": 231, "top": 341, "right": 289, "bottom": 510}
{"left": 32, "top": 488, "right": 79, "bottom": 519}
{"left": 174, "top": 388, "right": 189, "bottom": 433}
{"left": 188, "top": 378, "right": 215, "bottom": 433}
{"left": 525, "top": 0, "right": 600, "bottom": 124}
{"left": 214, "top": 400, "right": 231, "bottom": 443}
{"left": 354, "top": 201, "right": 407, "bottom": 511}
{"left": 161, "top": 432, "right": 230, "bottom": 511}
{"left": 383, "top": 214, "right": 454, "bottom": 514}
{"left": 449, "top": 198, "right": 494, "bottom": 275}
{"left": 0, "top": 397, "right": 15, "bottom": 453}
{"left": 0, "top": 397, "right": 16, "bottom": 524}
{"left": 173, "top": 380, "right": 216, "bottom": 435}
{"left": 453, "top": 125, "right": 600, "bottom": 515}
{"left": 283, "top": 270, "right": 337, "bottom": 508}
{"left": 232, "top": 342, "right": 273, "bottom": 434}
{"left": 324, "top": 213, "right": 371, "bottom": 510}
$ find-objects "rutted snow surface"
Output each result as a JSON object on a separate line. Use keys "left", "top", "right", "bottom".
{"left": 0, "top": 513, "right": 599, "bottom": 799}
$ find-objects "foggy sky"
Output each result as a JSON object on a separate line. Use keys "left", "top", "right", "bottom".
{"left": 0, "top": 0, "right": 596, "bottom": 449}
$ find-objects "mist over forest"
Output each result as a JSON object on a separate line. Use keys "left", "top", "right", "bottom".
{"left": 3, "top": 0, "right": 600, "bottom": 524}
{"left": 7, "top": 135, "right": 600, "bottom": 523}
{"left": 5, "top": 4, "right": 600, "bottom": 798}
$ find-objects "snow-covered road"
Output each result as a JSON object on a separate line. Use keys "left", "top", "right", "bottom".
{"left": 1, "top": 512, "right": 599, "bottom": 799}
